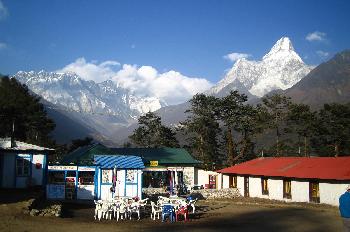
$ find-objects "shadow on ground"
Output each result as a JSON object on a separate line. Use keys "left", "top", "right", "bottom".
{"left": 0, "top": 188, "right": 43, "bottom": 204}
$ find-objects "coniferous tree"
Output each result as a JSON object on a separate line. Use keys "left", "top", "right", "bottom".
{"left": 181, "top": 94, "right": 221, "bottom": 170}
{"left": 287, "top": 103, "right": 317, "bottom": 156}
{"left": 313, "top": 103, "right": 350, "bottom": 157}
{"left": 262, "top": 94, "right": 292, "bottom": 156}
{"left": 0, "top": 76, "right": 55, "bottom": 145}
{"left": 129, "top": 112, "right": 179, "bottom": 148}
{"left": 218, "top": 91, "right": 247, "bottom": 165}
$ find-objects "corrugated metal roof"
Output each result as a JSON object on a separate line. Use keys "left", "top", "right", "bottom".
{"left": 0, "top": 138, "right": 54, "bottom": 151}
{"left": 94, "top": 155, "right": 145, "bottom": 169}
{"left": 61, "top": 143, "right": 113, "bottom": 165}
{"left": 217, "top": 157, "right": 350, "bottom": 181}
{"left": 111, "top": 148, "right": 201, "bottom": 165}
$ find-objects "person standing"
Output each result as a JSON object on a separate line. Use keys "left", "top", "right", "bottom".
{"left": 339, "top": 185, "right": 350, "bottom": 232}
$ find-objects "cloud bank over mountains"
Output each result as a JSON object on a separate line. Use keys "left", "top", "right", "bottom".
{"left": 58, "top": 57, "right": 213, "bottom": 105}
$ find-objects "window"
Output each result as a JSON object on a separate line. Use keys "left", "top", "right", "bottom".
{"left": 102, "top": 169, "right": 112, "bottom": 183}
{"left": 261, "top": 177, "right": 269, "bottom": 195}
{"left": 126, "top": 170, "right": 136, "bottom": 183}
{"left": 48, "top": 171, "right": 65, "bottom": 184}
{"left": 283, "top": 179, "right": 292, "bottom": 199}
{"left": 78, "top": 171, "right": 95, "bottom": 185}
{"left": 229, "top": 175, "right": 237, "bottom": 188}
{"left": 309, "top": 181, "right": 320, "bottom": 203}
{"left": 16, "top": 157, "right": 30, "bottom": 176}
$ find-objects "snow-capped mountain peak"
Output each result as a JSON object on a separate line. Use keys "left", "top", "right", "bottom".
{"left": 208, "top": 37, "right": 312, "bottom": 97}
{"left": 12, "top": 71, "right": 165, "bottom": 121}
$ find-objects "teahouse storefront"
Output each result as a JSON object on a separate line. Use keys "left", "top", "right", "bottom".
{"left": 46, "top": 155, "right": 144, "bottom": 200}
{"left": 112, "top": 148, "right": 201, "bottom": 194}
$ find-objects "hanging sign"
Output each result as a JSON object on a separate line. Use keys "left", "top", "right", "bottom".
{"left": 150, "top": 161, "right": 158, "bottom": 167}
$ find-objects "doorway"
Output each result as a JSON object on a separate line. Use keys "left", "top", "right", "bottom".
{"left": 65, "top": 171, "right": 76, "bottom": 200}
{"left": 244, "top": 176, "right": 249, "bottom": 197}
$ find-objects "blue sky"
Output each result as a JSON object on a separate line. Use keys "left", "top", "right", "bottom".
{"left": 0, "top": 0, "right": 349, "bottom": 101}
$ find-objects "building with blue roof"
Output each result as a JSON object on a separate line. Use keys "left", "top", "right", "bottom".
{"left": 46, "top": 145, "right": 145, "bottom": 200}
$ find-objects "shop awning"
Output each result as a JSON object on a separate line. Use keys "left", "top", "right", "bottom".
{"left": 94, "top": 155, "right": 145, "bottom": 169}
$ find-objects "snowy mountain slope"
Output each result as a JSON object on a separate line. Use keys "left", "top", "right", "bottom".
{"left": 13, "top": 71, "right": 164, "bottom": 122}
{"left": 208, "top": 37, "right": 313, "bottom": 97}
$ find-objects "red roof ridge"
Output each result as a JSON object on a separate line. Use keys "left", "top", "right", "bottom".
{"left": 217, "top": 156, "right": 350, "bottom": 180}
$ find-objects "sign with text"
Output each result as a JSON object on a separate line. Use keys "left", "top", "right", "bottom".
{"left": 48, "top": 166, "right": 77, "bottom": 171}
{"left": 150, "top": 161, "right": 158, "bottom": 167}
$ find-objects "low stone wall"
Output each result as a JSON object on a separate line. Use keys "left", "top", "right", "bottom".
{"left": 29, "top": 204, "right": 62, "bottom": 217}
{"left": 190, "top": 188, "right": 242, "bottom": 199}
{"left": 23, "top": 194, "right": 62, "bottom": 217}
{"left": 142, "top": 187, "right": 167, "bottom": 196}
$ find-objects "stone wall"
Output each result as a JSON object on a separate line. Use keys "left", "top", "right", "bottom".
{"left": 190, "top": 188, "right": 242, "bottom": 199}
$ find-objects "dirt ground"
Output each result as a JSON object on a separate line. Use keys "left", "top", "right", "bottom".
{"left": 0, "top": 190, "right": 344, "bottom": 232}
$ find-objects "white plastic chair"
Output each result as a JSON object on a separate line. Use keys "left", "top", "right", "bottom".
{"left": 151, "top": 201, "right": 162, "bottom": 220}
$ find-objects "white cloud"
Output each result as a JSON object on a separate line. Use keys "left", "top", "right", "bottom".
{"left": 0, "top": 42, "right": 7, "bottom": 50}
{"left": 57, "top": 57, "right": 120, "bottom": 82}
{"left": 112, "top": 64, "right": 213, "bottom": 105}
{"left": 306, "top": 31, "right": 326, "bottom": 42}
{"left": 316, "top": 50, "right": 329, "bottom": 58}
{"left": 0, "top": 0, "right": 8, "bottom": 20}
{"left": 58, "top": 58, "right": 213, "bottom": 105}
{"left": 224, "top": 52, "right": 251, "bottom": 62}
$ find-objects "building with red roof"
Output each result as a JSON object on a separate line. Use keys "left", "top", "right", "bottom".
{"left": 217, "top": 157, "right": 350, "bottom": 206}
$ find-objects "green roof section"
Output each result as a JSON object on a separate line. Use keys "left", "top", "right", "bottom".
{"left": 60, "top": 144, "right": 201, "bottom": 166}
{"left": 61, "top": 143, "right": 114, "bottom": 165}
{"left": 111, "top": 147, "right": 201, "bottom": 166}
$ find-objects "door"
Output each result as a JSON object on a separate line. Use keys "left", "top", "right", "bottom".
{"left": 244, "top": 176, "right": 249, "bottom": 197}
{"left": 65, "top": 171, "right": 76, "bottom": 200}
{"left": 208, "top": 175, "right": 217, "bottom": 189}
{"left": 309, "top": 181, "right": 320, "bottom": 203}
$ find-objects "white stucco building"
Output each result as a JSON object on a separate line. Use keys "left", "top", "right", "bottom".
{"left": 218, "top": 157, "right": 350, "bottom": 206}
{"left": 0, "top": 138, "right": 53, "bottom": 188}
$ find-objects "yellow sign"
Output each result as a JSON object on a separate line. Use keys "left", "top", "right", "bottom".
{"left": 150, "top": 161, "right": 158, "bottom": 167}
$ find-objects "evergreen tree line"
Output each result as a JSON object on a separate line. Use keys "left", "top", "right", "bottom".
{"left": 130, "top": 91, "right": 350, "bottom": 170}
{"left": 0, "top": 76, "right": 55, "bottom": 146}
{"left": 0, "top": 76, "right": 94, "bottom": 162}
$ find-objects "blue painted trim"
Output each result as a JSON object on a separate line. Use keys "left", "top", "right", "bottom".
{"left": 140, "top": 170, "right": 143, "bottom": 199}
{"left": 29, "top": 154, "right": 33, "bottom": 179}
{"left": 94, "top": 167, "right": 98, "bottom": 200}
{"left": 124, "top": 170, "right": 127, "bottom": 196}
{"left": 75, "top": 170, "right": 78, "bottom": 199}
{"left": 136, "top": 171, "right": 138, "bottom": 199}
{"left": 42, "top": 153, "right": 47, "bottom": 186}
{"left": 64, "top": 171, "right": 67, "bottom": 198}
{"left": 14, "top": 155, "right": 17, "bottom": 188}
{"left": 99, "top": 168, "right": 102, "bottom": 199}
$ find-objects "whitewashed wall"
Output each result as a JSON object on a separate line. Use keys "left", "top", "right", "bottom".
{"left": 222, "top": 174, "right": 350, "bottom": 206}
{"left": 222, "top": 174, "right": 230, "bottom": 189}
{"left": 196, "top": 169, "right": 219, "bottom": 189}
{"left": 237, "top": 176, "right": 245, "bottom": 196}
{"left": 320, "top": 182, "right": 350, "bottom": 206}
{"left": 183, "top": 167, "right": 195, "bottom": 187}
{"left": 266, "top": 179, "right": 284, "bottom": 200}
{"left": 291, "top": 180, "right": 309, "bottom": 203}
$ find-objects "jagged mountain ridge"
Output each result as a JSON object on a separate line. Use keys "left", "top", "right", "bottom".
{"left": 13, "top": 71, "right": 164, "bottom": 122}
{"left": 208, "top": 37, "right": 313, "bottom": 97}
